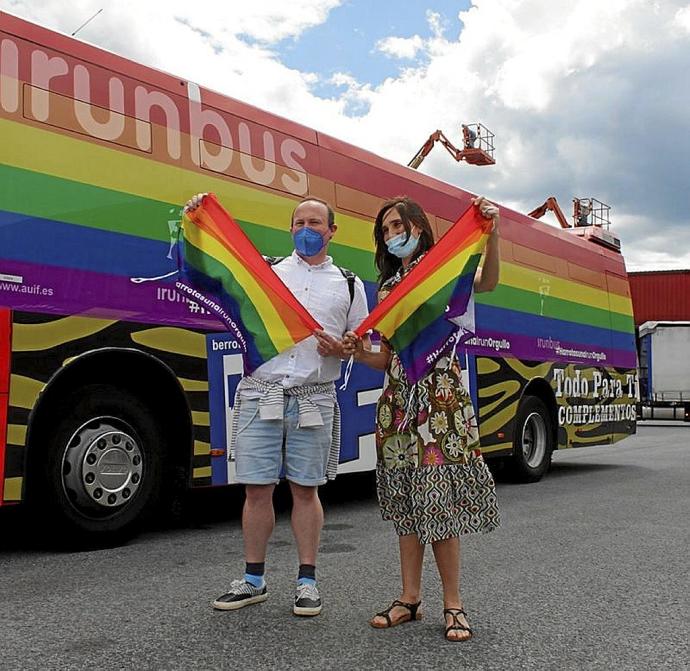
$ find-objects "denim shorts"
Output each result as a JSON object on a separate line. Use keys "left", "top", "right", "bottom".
{"left": 234, "top": 395, "right": 335, "bottom": 487}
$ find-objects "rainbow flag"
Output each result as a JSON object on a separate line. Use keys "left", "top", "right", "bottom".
{"left": 355, "top": 205, "right": 491, "bottom": 384}
{"left": 177, "top": 194, "right": 321, "bottom": 374}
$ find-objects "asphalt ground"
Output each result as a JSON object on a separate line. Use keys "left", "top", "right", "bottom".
{"left": 0, "top": 423, "right": 688, "bottom": 670}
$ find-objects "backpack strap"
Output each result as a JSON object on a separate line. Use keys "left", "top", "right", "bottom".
{"left": 337, "top": 266, "right": 356, "bottom": 307}
{"left": 267, "top": 256, "right": 355, "bottom": 307}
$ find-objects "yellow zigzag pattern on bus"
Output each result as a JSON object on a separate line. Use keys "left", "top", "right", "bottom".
{"left": 478, "top": 381, "right": 520, "bottom": 435}
{"left": 128, "top": 328, "right": 211, "bottom": 432}
{"left": 9, "top": 374, "right": 43, "bottom": 410}
{"left": 481, "top": 441, "right": 512, "bottom": 454}
{"left": 130, "top": 327, "right": 207, "bottom": 358}
{"left": 478, "top": 358, "right": 557, "bottom": 439}
{"left": 7, "top": 424, "right": 27, "bottom": 447}
{"left": 3, "top": 477, "right": 22, "bottom": 501}
{"left": 476, "top": 358, "right": 500, "bottom": 375}
{"left": 502, "top": 358, "right": 553, "bottom": 382}
{"left": 191, "top": 411, "right": 210, "bottom": 427}
{"left": 568, "top": 431, "right": 608, "bottom": 446}
{"left": 179, "top": 377, "right": 209, "bottom": 392}
{"left": 12, "top": 317, "right": 115, "bottom": 351}
{"left": 194, "top": 440, "right": 211, "bottom": 456}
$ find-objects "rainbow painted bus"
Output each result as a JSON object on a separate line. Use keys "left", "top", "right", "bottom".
{"left": 0, "top": 13, "right": 638, "bottom": 540}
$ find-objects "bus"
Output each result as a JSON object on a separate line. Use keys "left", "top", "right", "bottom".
{"left": 0, "top": 13, "right": 638, "bottom": 541}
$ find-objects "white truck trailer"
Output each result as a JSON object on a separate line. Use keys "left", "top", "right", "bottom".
{"left": 638, "top": 321, "right": 690, "bottom": 421}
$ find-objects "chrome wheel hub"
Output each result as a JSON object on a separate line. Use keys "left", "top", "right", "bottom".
{"left": 521, "top": 412, "right": 546, "bottom": 469}
{"left": 62, "top": 417, "right": 144, "bottom": 514}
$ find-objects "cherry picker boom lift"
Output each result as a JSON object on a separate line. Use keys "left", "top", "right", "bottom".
{"left": 408, "top": 123, "right": 495, "bottom": 169}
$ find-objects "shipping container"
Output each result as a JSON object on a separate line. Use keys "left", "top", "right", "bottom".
{"left": 628, "top": 270, "right": 690, "bottom": 325}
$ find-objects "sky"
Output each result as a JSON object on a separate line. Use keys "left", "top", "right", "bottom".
{"left": 2, "top": 0, "right": 689, "bottom": 271}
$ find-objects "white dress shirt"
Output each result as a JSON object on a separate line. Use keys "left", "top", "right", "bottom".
{"left": 251, "top": 251, "right": 369, "bottom": 387}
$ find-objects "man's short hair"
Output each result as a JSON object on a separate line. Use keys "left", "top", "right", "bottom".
{"left": 291, "top": 197, "right": 335, "bottom": 228}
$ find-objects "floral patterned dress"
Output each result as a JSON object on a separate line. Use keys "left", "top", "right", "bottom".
{"left": 375, "top": 260, "right": 500, "bottom": 544}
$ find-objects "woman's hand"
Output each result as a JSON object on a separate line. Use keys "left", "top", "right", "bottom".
{"left": 344, "top": 332, "right": 390, "bottom": 370}
{"left": 472, "top": 195, "right": 499, "bottom": 234}
{"left": 183, "top": 192, "right": 208, "bottom": 214}
{"left": 342, "top": 331, "right": 363, "bottom": 359}
{"left": 472, "top": 196, "right": 501, "bottom": 293}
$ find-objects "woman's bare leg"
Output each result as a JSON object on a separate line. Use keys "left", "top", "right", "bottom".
{"left": 432, "top": 537, "right": 471, "bottom": 641}
{"left": 371, "top": 534, "right": 425, "bottom": 626}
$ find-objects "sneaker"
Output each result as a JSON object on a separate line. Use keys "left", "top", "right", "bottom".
{"left": 293, "top": 582, "right": 322, "bottom": 616}
{"left": 212, "top": 579, "right": 268, "bottom": 610}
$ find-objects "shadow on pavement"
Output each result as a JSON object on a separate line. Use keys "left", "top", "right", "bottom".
{"left": 636, "top": 421, "right": 690, "bottom": 428}
{"left": 0, "top": 506, "right": 46, "bottom": 553}
{"left": 0, "top": 471, "right": 378, "bottom": 553}
{"left": 488, "top": 453, "right": 642, "bottom": 484}
{"left": 178, "top": 470, "right": 376, "bottom": 524}
{"left": 546, "top": 460, "right": 644, "bottom": 479}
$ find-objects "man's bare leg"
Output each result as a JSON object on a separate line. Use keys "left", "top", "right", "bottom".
{"left": 243, "top": 484, "right": 276, "bottom": 562}
{"left": 288, "top": 482, "right": 323, "bottom": 564}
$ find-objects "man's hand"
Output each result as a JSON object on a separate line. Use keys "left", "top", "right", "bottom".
{"left": 313, "top": 330, "right": 344, "bottom": 358}
{"left": 183, "top": 192, "right": 208, "bottom": 214}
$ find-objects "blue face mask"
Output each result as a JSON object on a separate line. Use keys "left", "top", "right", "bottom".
{"left": 386, "top": 231, "right": 420, "bottom": 259}
{"left": 293, "top": 227, "right": 326, "bottom": 257}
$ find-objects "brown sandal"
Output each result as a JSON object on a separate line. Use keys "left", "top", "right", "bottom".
{"left": 370, "top": 600, "right": 422, "bottom": 628}
{"left": 444, "top": 608, "right": 473, "bottom": 641}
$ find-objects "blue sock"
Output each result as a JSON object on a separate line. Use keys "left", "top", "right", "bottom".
{"left": 244, "top": 573, "right": 265, "bottom": 588}
{"left": 244, "top": 561, "right": 265, "bottom": 588}
{"left": 297, "top": 564, "right": 316, "bottom": 586}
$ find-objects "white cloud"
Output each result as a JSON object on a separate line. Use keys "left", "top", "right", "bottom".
{"left": 337, "top": 0, "right": 690, "bottom": 272}
{"left": 3, "top": 0, "right": 343, "bottom": 43}
{"left": 376, "top": 35, "right": 424, "bottom": 60}
{"left": 673, "top": 5, "right": 690, "bottom": 31}
{"left": 373, "top": 9, "right": 449, "bottom": 63}
{"left": 2, "top": 0, "right": 352, "bottom": 122}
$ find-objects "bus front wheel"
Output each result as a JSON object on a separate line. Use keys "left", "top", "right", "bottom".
{"left": 32, "top": 384, "right": 164, "bottom": 544}
{"left": 506, "top": 395, "right": 554, "bottom": 483}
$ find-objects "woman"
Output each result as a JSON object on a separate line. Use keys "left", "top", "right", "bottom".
{"left": 343, "top": 195, "right": 500, "bottom": 642}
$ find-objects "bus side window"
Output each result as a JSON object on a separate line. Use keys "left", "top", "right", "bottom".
{"left": 22, "top": 84, "right": 150, "bottom": 153}
{"left": 567, "top": 262, "right": 605, "bottom": 289}
{"left": 199, "top": 137, "right": 310, "bottom": 198}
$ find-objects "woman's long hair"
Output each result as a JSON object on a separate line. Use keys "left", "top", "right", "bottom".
{"left": 374, "top": 196, "right": 435, "bottom": 287}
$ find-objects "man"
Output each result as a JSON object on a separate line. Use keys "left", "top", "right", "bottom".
{"left": 576, "top": 201, "right": 591, "bottom": 227}
{"left": 183, "top": 194, "right": 369, "bottom": 616}
{"left": 461, "top": 123, "right": 477, "bottom": 149}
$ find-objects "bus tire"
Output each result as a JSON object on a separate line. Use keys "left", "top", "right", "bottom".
{"left": 506, "top": 395, "right": 554, "bottom": 483}
{"left": 31, "top": 384, "right": 164, "bottom": 545}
